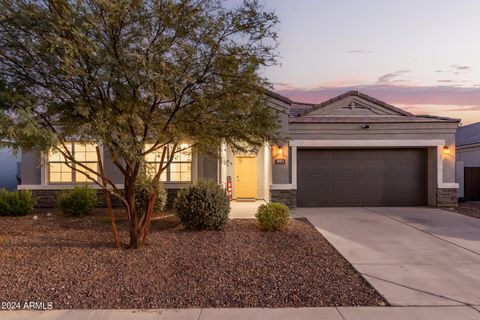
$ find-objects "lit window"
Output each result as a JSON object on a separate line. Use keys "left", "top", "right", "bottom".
{"left": 145, "top": 143, "right": 192, "bottom": 182}
{"left": 48, "top": 142, "right": 98, "bottom": 183}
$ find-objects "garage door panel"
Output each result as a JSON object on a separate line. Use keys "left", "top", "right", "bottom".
{"left": 331, "top": 151, "right": 361, "bottom": 161}
{"left": 331, "top": 166, "right": 359, "bottom": 176}
{"left": 331, "top": 180, "right": 361, "bottom": 189}
{"left": 330, "top": 193, "right": 362, "bottom": 205}
{"left": 300, "top": 166, "right": 329, "bottom": 176}
{"left": 297, "top": 148, "right": 427, "bottom": 207}
{"left": 387, "top": 166, "right": 423, "bottom": 175}
{"left": 362, "top": 180, "right": 386, "bottom": 189}
{"left": 362, "top": 166, "right": 385, "bottom": 176}
{"left": 300, "top": 181, "right": 330, "bottom": 190}
{"left": 298, "top": 193, "right": 331, "bottom": 206}
{"left": 362, "top": 151, "right": 388, "bottom": 160}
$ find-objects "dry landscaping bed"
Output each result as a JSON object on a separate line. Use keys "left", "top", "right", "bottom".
{"left": 0, "top": 210, "right": 386, "bottom": 309}
{"left": 449, "top": 202, "right": 480, "bottom": 219}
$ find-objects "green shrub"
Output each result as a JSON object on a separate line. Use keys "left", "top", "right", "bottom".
{"left": 57, "top": 186, "right": 97, "bottom": 216}
{"left": 255, "top": 202, "right": 290, "bottom": 231}
{"left": 174, "top": 180, "right": 230, "bottom": 230}
{"left": 135, "top": 174, "right": 167, "bottom": 214}
{"left": 0, "top": 189, "right": 36, "bottom": 216}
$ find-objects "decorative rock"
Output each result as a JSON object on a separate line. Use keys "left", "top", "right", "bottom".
{"left": 0, "top": 216, "right": 386, "bottom": 308}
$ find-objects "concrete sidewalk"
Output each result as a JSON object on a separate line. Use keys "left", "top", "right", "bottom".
{"left": 2, "top": 307, "right": 480, "bottom": 320}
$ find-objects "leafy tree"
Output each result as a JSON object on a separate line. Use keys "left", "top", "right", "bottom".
{"left": 0, "top": 0, "right": 279, "bottom": 248}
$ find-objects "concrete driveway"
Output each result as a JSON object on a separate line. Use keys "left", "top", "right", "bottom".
{"left": 295, "top": 207, "right": 480, "bottom": 308}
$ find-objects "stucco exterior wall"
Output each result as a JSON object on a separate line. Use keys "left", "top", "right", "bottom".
{"left": 288, "top": 121, "right": 458, "bottom": 184}
{"left": 20, "top": 151, "right": 42, "bottom": 185}
{"left": 265, "top": 96, "right": 290, "bottom": 185}
{"left": 271, "top": 146, "right": 290, "bottom": 184}
{"left": 457, "top": 145, "right": 480, "bottom": 167}
{"left": 427, "top": 147, "right": 439, "bottom": 205}
{"left": 196, "top": 153, "right": 218, "bottom": 182}
{"left": 102, "top": 150, "right": 124, "bottom": 184}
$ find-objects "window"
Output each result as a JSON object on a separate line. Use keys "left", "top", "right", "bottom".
{"left": 48, "top": 142, "right": 98, "bottom": 183}
{"left": 145, "top": 144, "right": 192, "bottom": 182}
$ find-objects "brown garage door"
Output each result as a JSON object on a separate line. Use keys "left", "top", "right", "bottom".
{"left": 464, "top": 167, "right": 480, "bottom": 201}
{"left": 297, "top": 148, "right": 428, "bottom": 207}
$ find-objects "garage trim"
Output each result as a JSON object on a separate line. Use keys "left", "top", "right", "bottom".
{"left": 290, "top": 139, "right": 446, "bottom": 147}
{"left": 270, "top": 139, "right": 459, "bottom": 192}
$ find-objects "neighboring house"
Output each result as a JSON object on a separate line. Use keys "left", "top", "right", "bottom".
{"left": 456, "top": 122, "right": 480, "bottom": 201}
{"left": 18, "top": 91, "right": 460, "bottom": 208}
{"left": 0, "top": 148, "right": 20, "bottom": 191}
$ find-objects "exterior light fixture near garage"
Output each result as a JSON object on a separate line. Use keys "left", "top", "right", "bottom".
{"left": 277, "top": 146, "right": 284, "bottom": 157}
{"left": 443, "top": 146, "right": 450, "bottom": 155}
{"left": 274, "top": 145, "right": 286, "bottom": 164}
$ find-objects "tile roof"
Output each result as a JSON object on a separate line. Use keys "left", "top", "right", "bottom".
{"left": 289, "top": 102, "right": 316, "bottom": 117}
{"left": 297, "top": 90, "right": 414, "bottom": 117}
{"left": 262, "top": 89, "right": 461, "bottom": 124}
{"left": 263, "top": 89, "right": 293, "bottom": 105}
{"left": 457, "top": 122, "right": 480, "bottom": 147}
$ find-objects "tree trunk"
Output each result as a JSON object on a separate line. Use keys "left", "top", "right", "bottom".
{"left": 140, "top": 188, "right": 158, "bottom": 245}
{"left": 125, "top": 180, "right": 140, "bottom": 249}
{"left": 129, "top": 229, "right": 139, "bottom": 249}
{"left": 96, "top": 146, "right": 121, "bottom": 248}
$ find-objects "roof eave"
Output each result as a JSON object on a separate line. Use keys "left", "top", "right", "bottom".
{"left": 289, "top": 118, "right": 460, "bottom": 124}
{"left": 262, "top": 89, "right": 293, "bottom": 105}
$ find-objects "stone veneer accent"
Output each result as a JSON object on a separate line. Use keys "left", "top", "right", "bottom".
{"left": 436, "top": 188, "right": 458, "bottom": 207}
{"left": 31, "top": 188, "right": 181, "bottom": 209}
{"left": 270, "top": 189, "right": 297, "bottom": 209}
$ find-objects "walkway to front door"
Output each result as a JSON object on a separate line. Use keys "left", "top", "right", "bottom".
{"left": 229, "top": 200, "right": 265, "bottom": 219}
{"left": 295, "top": 207, "right": 480, "bottom": 307}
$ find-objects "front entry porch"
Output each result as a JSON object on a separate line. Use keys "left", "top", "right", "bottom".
{"left": 220, "top": 144, "right": 271, "bottom": 204}
{"left": 229, "top": 200, "right": 266, "bottom": 219}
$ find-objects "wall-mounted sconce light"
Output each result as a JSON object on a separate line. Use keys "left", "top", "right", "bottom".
{"left": 277, "top": 146, "right": 284, "bottom": 157}
{"left": 443, "top": 146, "right": 450, "bottom": 155}
{"left": 274, "top": 145, "right": 286, "bottom": 164}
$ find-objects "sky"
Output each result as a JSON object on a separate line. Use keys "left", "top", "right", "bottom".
{"left": 260, "top": 0, "right": 480, "bottom": 125}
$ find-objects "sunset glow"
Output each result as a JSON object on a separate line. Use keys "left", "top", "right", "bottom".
{"left": 262, "top": 0, "right": 480, "bottom": 125}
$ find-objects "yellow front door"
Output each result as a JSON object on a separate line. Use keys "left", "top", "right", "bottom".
{"left": 234, "top": 155, "right": 258, "bottom": 199}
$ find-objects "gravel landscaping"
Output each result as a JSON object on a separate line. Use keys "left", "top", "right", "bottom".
{"left": 0, "top": 210, "right": 387, "bottom": 309}
{"left": 448, "top": 202, "right": 480, "bottom": 219}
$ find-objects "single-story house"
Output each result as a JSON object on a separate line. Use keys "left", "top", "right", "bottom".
{"left": 456, "top": 122, "right": 480, "bottom": 201}
{"left": 18, "top": 91, "right": 460, "bottom": 208}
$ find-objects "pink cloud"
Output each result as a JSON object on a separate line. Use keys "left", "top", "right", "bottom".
{"left": 275, "top": 84, "right": 480, "bottom": 124}
{"left": 276, "top": 84, "right": 480, "bottom": 107}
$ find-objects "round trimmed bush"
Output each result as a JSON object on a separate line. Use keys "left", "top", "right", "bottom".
{"left": 57, "top": 186, "right": 97, "bottom": 216}
{"left": 255, "top": 202, "right": 290, "bottom": 231}
{"left": 174, "top": 180, "right": 230, "bottom": 230}
{"left": 0, "top": 189, "right": 36, "bottom": 216}
{"left": 135, "top": 174, "right": 167, "bottom": 214}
